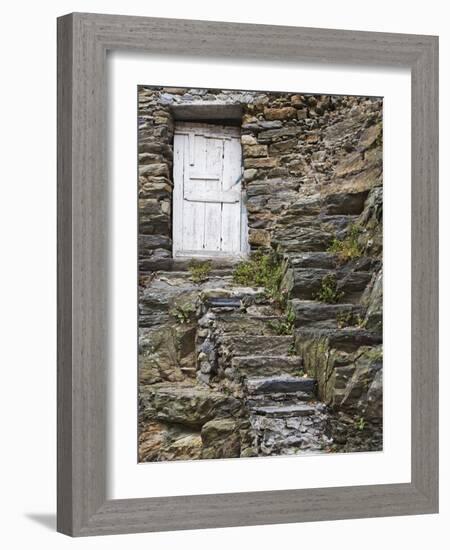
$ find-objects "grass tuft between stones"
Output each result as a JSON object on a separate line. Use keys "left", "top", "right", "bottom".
{"left": 268, "top": 308, "right": 296, "bottom": 335}
{"left": 188, "top": 260, "right": 212, "bottom": 283}
{"left": 233, "top": 252, "right": 287, "bottom": 308}
{"left": 328, "top": 224, "right": 363, "bottom": 263}
{"left": 170, "top": 303, "right": 195, "bottom": 324}
{"left": 314, "top": 274, "right": 344, "bottom": 304}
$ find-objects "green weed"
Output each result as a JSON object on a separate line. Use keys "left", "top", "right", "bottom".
{"left": 170, "top": 303, "right": 195, "bottom": 324}
{"left": 233, "top": 252, "right": 285, "bottom": 306}
{"left": 328, "top": 224, "right": 363, "bottom": 263}
{"left": 356, "top": 417, "right": 366, "bottom": 431}
{"left": 336, "top": 311, "right": 367, "bottom": 328}
{"left": 268, "top": 308, "right": 296, "bottom": 335}
{"left": 314, "top": 274, "right": 344, "bottom": 304}
{"left": 188, "top": 260, "right": 212, "bottom": 283}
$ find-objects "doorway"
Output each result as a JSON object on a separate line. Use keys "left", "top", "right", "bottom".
{"left": 172, "top": 122, "right": 248, "bottom": 258}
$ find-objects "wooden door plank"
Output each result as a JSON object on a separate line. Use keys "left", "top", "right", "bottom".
{"left": 183, "top": 199, "right": 205, "bottom": 251}
{"left": 172, "top": 133, "right": 185, "bottom": 255}
{"left": 222, "top": 202, "right": 240, "bottom": 253}
{"left": 204, "top": 202, "right": 222, "bottom": 251}
{"left": 202, "top": 136, "right": 222, "bottom": 251}
{"left": 221, "top": 137, "right": 242, "bottom": 252}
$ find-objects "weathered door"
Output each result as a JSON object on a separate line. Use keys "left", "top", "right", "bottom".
{"left": 173, "top": 122, "right": 247, "bottom": 257}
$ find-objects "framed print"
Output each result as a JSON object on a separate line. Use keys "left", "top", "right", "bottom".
{"left": 57, "top": 13, "right": 438, "bottom": 536}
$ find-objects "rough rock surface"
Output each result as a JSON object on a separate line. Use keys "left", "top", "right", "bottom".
{"left": 138, "top": 87, "right": 383, "bottom": 460}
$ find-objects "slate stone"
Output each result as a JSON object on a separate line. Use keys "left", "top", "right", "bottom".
{"left": 285, "top": 268, "right": 372, "bottom": 300}
{"left": 295, "top": 327, "right": 382, "bottom": 353}
{"left": 246, "top": 375, "right": 316, "bottom": 395}
{"left": 290, "top": 300, "right": 364, "bottom": 328}
{"left": 290, "top": 252, "right": 338, "bottom": 270}
{"left": 273, "top": 228, "right": 334, "bottom": 253}
{"left": 241, "top": 120, "right": 283, "bottom": 131}
{"left": 207, "top": 297, "right": 242, "bottom": 308}
{"left": 219, "top": 335, "right": 293, "bottom": 357}
{"left": 140, "top": 383, "right": 242, "bottom": 428}
{"left": 253, "top": 404, "right": 316, "bottom": 418}
{"left": 323, "top": 190, "right": 370, "bottom": 215}
{"left": 231, "top": 355, "right": 303, "bottom": 377}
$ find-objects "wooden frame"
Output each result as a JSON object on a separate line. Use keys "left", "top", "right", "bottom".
{"left": 57, "top": 12, "right": 439, "bottom": 536}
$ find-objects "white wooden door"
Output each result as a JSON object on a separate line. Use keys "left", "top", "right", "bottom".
{"left": 173, "top": 122, "right": 247, "bottom": 257}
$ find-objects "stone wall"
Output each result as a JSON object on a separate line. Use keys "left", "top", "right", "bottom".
{"left": 138, "top": 86, "right": 383, "bottom": 460}
{"left": 139, "top": 86, "right": 382, "bottom": 262}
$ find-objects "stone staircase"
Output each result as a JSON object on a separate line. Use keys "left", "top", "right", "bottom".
{"left": 139, "top": 185, "right": 383, "bottom": 461}
{"left": 244, "top": 375, "right": 331, "bottom": 456}
{"left": 273, "top": 191, "right": 383, "bottom": 453}
{"left": 195, "top": 288, "right": 332, "bottom": 456}
{"left": 283, "top": 252, "right": 378, "bottom": 303}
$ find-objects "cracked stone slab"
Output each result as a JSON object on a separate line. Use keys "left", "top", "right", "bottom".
{"left": 246, "top": 375, "right": 316, "bottom": 395}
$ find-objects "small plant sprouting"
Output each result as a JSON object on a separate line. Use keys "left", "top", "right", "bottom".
{"left": 356, "top": 417, "right": 366, "bottom": 431}
{"left": 233, "top": 252, "right": 285, "bottom": 307}
{"left": 336, "top": 310, "right": 353, "bottom": 328}
{"left": 314, "top": 274, "right": 344, "bottom": 304}
{"left": 188, "top": 260, "right": 212, "bottom": 283}
{"left": 355, "top": 314, "right": 368, "bottom": 329}
{"left": 335, "top": 311, "right": 367, "bottom": 328}
{"left": 287, "top": 342, "right": 297, "bottom": 356}
{"left": 170, "top": 303, "right": 195, "bottom": 324}
{"left": 328, "top": 224, "right": 363, "bottom": 263}
{"left": 268, "top": 308, "right": 296, "bottom": 335}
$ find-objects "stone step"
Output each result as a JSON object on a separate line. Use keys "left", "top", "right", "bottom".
{"left": 231, "top": 355, "right": 302, "bottom": 377}
{"left": 288, "top": 251, "right": 339, "bottom": 270}
{"left": 295, "top": 327, "right": 382, "bottom": 353}
{"left": 274, "top": 213, "right": 357, "bottom": 234}
{"left": 248, "top": 401, "right": 331, "bottom": 455}
{"left": 245, "top": 375, "right": 316, "bottom": 395}
{"left": 273, "top": 228, "right": 334, "bottom": 253}
{"left": 206, "top": 297, "right": 242, "bottom": 309}
{"left": 213, "top": 312, "right": 280, "bottom": 336}
{"left": 200, "top": 287, "right": 267, "bottom": 308}
{"left": 219, "top": 335, "right": 293, "bottom": 357}
{"left": 245, "top": 304, "right": 281, "bottom": 317}
{"left": 154, "top": 269, "right": 232, "bottom": 280}
{"left": 157, "top": 257, "right": 240, "bottom": 273}
{"left": 252, "top": 404, "right": 316, "bottom": 418}
{"left": 246, "top": 392, "right": 315, "bottom": 408}
{"left": 283, "top": 267, "right": 372, "bottom": 301}
{"left": 288, "top": 252, "right": 381, "bottom": 273}
{"left": 290, "top": 299, "right": 364, "bottom": 328}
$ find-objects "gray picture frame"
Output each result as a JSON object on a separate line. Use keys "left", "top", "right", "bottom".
{"left": 57, "top": 12, "right": 439, "bottom": 537}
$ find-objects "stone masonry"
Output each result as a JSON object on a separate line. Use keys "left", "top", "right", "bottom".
{"left": 138, "top": 86, "right": 383, "bottom": 461}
